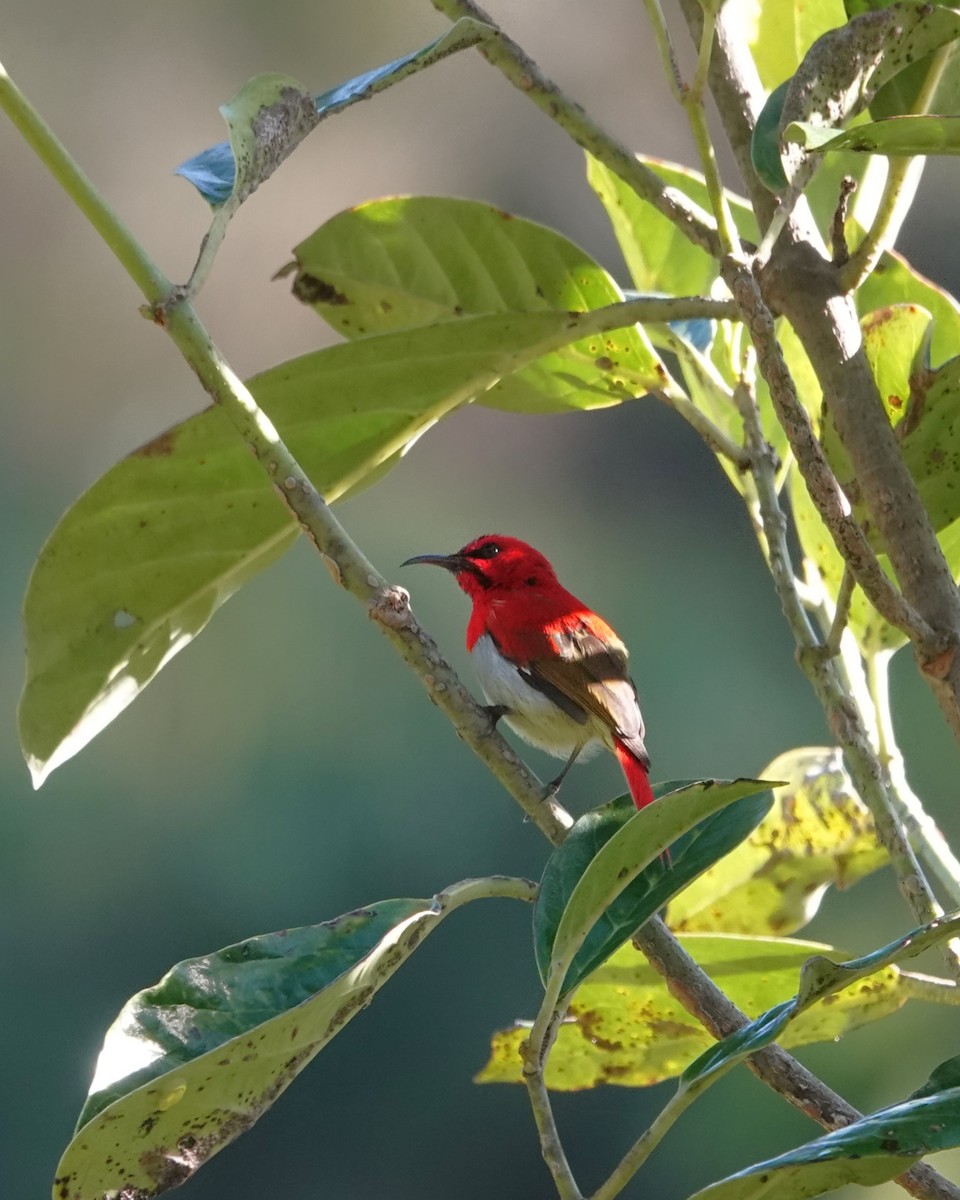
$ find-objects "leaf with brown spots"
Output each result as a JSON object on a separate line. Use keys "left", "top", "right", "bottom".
{"left": 476, "top": 933, "right": 904, "bottom": 1090}
{"left": 689, "top": 1084, "right": 960, "bottom": 1199}
{"left": 55, "top": 881, "right": 511, "bottom": 1199}
{"left": 286, "top": 195, "right": 669, "bottom": 413}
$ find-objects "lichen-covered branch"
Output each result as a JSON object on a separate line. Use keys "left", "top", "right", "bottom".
{"left": 764, "top": 245, "right": 960, "bottom": 740}
{"left": 728, "top": 262, "right": 941, "bottom": 653}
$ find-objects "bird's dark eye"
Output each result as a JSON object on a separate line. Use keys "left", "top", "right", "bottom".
{"left": 470, "top": 541, "right": 501, "bottom": 560}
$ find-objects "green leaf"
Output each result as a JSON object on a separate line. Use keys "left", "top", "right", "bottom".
{"left": 545, "top": 780, "right": 777, "bottom": 995}
{"left": 285, "top": 194, "right": 668, "bottom": 412}
{"left": 778, "top": 2, "right": 960, "bottom": 185}
{"left": 586, "top": 154, "right": 758, "bottom": 299}
{"left": 790, "top": 464, "right": 906, "bottom": 653}
{"left": 476, "top": 933, "right": 904, "bottom": 1089}
{"left": 534, "top": 784, "right": 773, "bottom": 988}
{"left": 858, "top": 245, "right": 960, "bottom": 366}
{"left": 819, "top": 303, "right": 927, "bottom": 506}
{"left": 910, "top": 1054, "right": 960, "bottom": 1099}
{"left": 176, "top": 20, "right": 490, "bottom": 206}
{"left": 680, "top": 907, "right": 960, "bottom": 1098}
{"left": 20, "top": 308, "right": 623, "bottom": 785}
{"left": 689, "top": 1087, "right": 960, "bottom": 1199}
{"left": 679, "top": 1000, "right": 796, "bottom": 1093}
{"left": 797, "top": 909, "right": 960, "bottom": 1009}
{"left": 752, "top": 81, "right": 791, "bottom": 193}
{"left": 861, "top": 302, "right": 932, "bottom": 428}
{"left": 821, "top": 304, "right": 960, "bottom": 546}
{"left": 667, "top": 747, "right": 886, "bottom": 936}
{"left": 726, "top": 0, "right": 849, "bottom": 91}
{"left": 55, "top": 882, "right": 508, "bottom": 1198}
{"left": 786, "top": 113, "right": 960, "bottom": 155}
{"left": 899, "top": 354, "right": 960, "bottom": 531}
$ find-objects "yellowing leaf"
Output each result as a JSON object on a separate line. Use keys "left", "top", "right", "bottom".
{"left": 667, "top": 748, "right": 887, "bottom": 936}
{"left": 477, "top": 934, "right": 903, "bottom": 1090}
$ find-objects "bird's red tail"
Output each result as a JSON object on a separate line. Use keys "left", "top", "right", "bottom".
{"left": 613, "top": 739, "right": 655, "bottom": 810}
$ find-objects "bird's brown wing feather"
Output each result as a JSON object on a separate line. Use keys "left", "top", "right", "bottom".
{"left": 523, "top": 620, "right": 648, "bottom": 763}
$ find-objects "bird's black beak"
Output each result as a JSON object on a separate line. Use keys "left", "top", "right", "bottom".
{"left": 400, "top": 551, "right": 467, "bottom": 573}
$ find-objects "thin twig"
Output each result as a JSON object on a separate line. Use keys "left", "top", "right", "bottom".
{"left": 821, "top": 566, "right": 855, "bottom": 659}
{"left": 643, "top": 0, "right": 684, "bottom": 100}
{"left": 900, "top": 971, "right": 960, "bottom": 1006}
{"left": 644, "top": 0, "right": 739, "bottom": 259}
{"left": 591, "top": 1083, "right": 696, "bottom": 1200}
{"left": 867, "top": 651, "right": 960, "bottom": 908}
{"left": 522, "top": 1007, "right": 583, "bottom": 1200}
{"left": 830, "top": 177, "right": 857, "bottom": 268}
{"left": 655, "top": 375, "right": 750, "bottom": 469}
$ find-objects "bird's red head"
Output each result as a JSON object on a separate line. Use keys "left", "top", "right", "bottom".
{"left": 402, "top": 534, "right": 559, "bottom": 599}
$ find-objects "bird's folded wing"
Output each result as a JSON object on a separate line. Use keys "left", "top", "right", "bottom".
{"left": 524, "top": 619, "right": 647, "bottom": 754}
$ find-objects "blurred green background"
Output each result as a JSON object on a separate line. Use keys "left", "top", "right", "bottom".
{"left": 3, "top": 2, "right": 960, "bottom": 1197}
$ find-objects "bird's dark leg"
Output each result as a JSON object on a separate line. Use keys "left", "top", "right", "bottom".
{"left": 545, "top": 745, "right": 582, "bottom": 797}
{"left": 482, "top": 703, "right": 509, "bottom": 731}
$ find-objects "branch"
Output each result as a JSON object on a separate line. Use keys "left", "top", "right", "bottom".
{"left": 820, "top": 565, "right": 855, "bottom": 660}
{"left": 678, "top": 0, "right": 960, "bottom": 984}
{"left": 644, "top": 0, "right": 739, "bottom": 257}
{"left": 590, "top": 1080, "right": 697, "bottom": 1200}
{"left": 430, "top": 0, "right": 723, "bottom": 258}
{"left": 677, "top": 0, "right": 775, "bottom": 224}
{"left": 672, "top": 11, "right": 960, "bottom": 731}
{"left": 763, "top": 242, "right": 960, "bottom": 742}
{"left": 731, "top": 351, "right": 960, "bottom": 983}
{"left": 838, "top": 157, "right": 925, "bottom": 292}
{"left": 522, "top": 1006, "right": 583, "bottom": 1200}
{"left": 727, "top": 262, "right": 942, "bottom": 652}
{"left": 634, "top": 919, "right": 960, "bottom": 1200}
{"left": 900, "top": 971, "right": 960, "bottom": 1006}
{"left": 867, "top": 651, "right": 960, "bottom": 908}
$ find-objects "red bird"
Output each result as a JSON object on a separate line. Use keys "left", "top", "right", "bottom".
{"left": 403, "top": 534, "right": 654, "bottom": 810}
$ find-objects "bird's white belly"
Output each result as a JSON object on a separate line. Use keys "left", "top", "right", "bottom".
{"left": 471, "top": 633, "right": 600, "bottom": 760}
